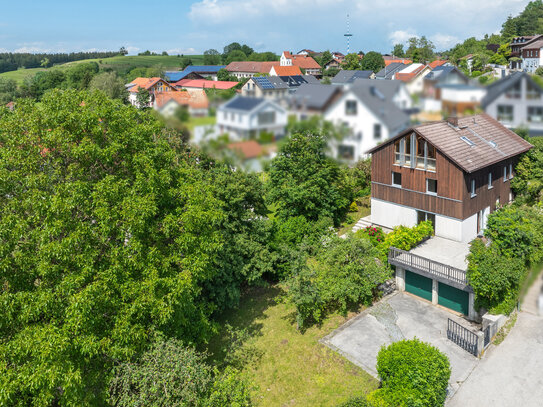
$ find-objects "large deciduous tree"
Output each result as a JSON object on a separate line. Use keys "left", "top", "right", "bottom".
{"left": 360, "top": 51, "right": 385, "bottom": 73}
{"left": 0, "top": 90, "right": 225, "bottom": 405}
{"left": 267, "top": 132, "right": 348, "bottom": 225}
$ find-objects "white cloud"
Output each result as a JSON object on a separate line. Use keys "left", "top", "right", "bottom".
{"left": 430, "top": 34, "right": 461, "bottom": 51}
{"left": 167, "top": 47, "right": 197, "bottom": 55}
{"left": 126, "top": 46, "right": 140, "bottom": 55}
{"left": 389, "top": 30, "right": 418, "bottom": 45}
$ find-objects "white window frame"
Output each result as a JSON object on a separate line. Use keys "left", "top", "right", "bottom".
{"left": 471, "top": 179, "right": 476, "bottom": 198}
{"left": 509, "top": 164, "right": 513, "bottom": 179}
{"left": 392, "top": 171, "right": 402, "bottom": 188}
{"left": 488, "top": 172, "right": 493, "bottom": 189}
{"left": 503, "top": 166, "right": 507, "bottom": 182}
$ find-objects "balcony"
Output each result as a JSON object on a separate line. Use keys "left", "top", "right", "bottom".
{"left": 388, "top": 246, "right": 471, "bottom": 291}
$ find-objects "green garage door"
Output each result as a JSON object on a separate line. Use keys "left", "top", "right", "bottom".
{"left": 438, "top": 283, "right": 469, "bottom": 315}
{"left": 405, "top": 270, "right": 432, "bottom": 302}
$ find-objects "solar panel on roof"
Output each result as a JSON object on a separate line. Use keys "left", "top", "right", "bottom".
{"left": 254, "top": 77, "right": 275, "bottom": 90}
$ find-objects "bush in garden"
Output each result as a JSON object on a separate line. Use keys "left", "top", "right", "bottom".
{"left": 369, "top": 339, "right": 451, "bottom": 407}
{"left": 288, "top": 235, "right": 390, "bottom": 328}
{"left": 467, "top": 239, "right": 526, "bottom": 314}
{"left": 357, "top": 226, "right": 385, "bottom": 247}
{"left": 350, "top": 201, "right": 359, "bottom": 212}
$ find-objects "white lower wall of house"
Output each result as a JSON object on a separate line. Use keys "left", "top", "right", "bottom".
{"left": 434, "top": 215, "right": 463, "bottom": 242}
{"left": 461, "top": 213, "right": 478, "bottom": 243}
{"left": 371, "top": 199, "right": 417, "bottom": 229}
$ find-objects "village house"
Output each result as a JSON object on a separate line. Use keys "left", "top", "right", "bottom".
{"left": 422, "top": 66, "right": 471, "bottom": 111}
{"left": 482, "top": 71, "right": 543, "bottom": 136}
{"left": 375, "top": 62, "right": 408, "bottom": 80}
{"left": 242, "top": 75, "right": 318, "bottom": 99}
{"left": 395, "top": 63, "right": 432, "bottom": 94}
{"left": 126, "top": 77, "right": 177, "bottom": 108}
{"left": 439, "top": 84, "right": 486, "bottom": 117}
{"left": 280, "top": 51, "right": 321, "bottom": 76}
{"left": 225, "top": 61, "right": 278, "bottom": 79}
{"left": 154, "top": 89, "right": 209, "bottom": 117}
{"left": 326, "top": 82, "right": 410, "bottom": 162}
{"left": 331, "top": 70, "right": 375, "bottom": 84}
{"left": 269, "top": 65, "right": 302, "bottom": 76}
{"left": 289, "top": 84, "right": 344, "bottom": 118}
{"left": 509, "top": 35, "right": 543, "bottom": 70}
{"left": 216, "top": 95, "right": 287, "bottom": 140}
{"left": 519, "top": 38, "right": 543, "bottom": 73}
{"left": 368, "top": 114, "right": 532, "bottom": 318}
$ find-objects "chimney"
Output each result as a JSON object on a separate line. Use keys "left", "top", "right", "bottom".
{"left": 447, "top": 116, "right": 459, "bottom": 127}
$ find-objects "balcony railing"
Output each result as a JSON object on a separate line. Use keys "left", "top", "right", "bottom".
{"left": 388, "top": 246, "right": 469, "bottom": 288}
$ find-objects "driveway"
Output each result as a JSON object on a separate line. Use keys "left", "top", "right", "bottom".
{"left": 447, "top": 274, "right": 543, "bottom": 407}
{"left": 321, "top": 292, "right": 479, "bottom": 397}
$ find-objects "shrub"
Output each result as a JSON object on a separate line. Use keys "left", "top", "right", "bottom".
{"left": 349, "top": 201, "right": 359, "bottom": 212}
{"left": 205, "top": 367, "right": 253, "bottom": 407}
{"left": 259, "top": 130, "right": 274, "bottom": 144}
{"left": 288, "top": 235, "right": 390, "bottom": 328}
{"left": 357, "top": 226, "right": 385, "bottom": 247}
{"left": 370, "top": 339, "right": 451, "bottom": 407}
{"left": 467, "top": 239, "right": 526, "bottom": 314}
{"left": 379, "top": 221, "right": 434, "bottom": 258}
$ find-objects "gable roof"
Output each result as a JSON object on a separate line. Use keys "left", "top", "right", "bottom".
{"left": 127, "top": 77, "right": 168, "bottom": 93}
{"left": 347, "top": 84, "right": 410, "bottom": 134}
{"left": 227, "top": 140, "right": 264, "bottom": 159}
{"left": 290, "top": 84, "right": 342, "bottom": 110}
{"left": 428, "top": 60, "right": 448, "bottom": 69}
{"left": 384, "top": 58, "right": 412, "bottom": 66}
{"left": 282, "top": 51, "right": 321, "bottom": 69}
{"left": 332, "top": 70, "right": 374, "bottom": 84}
{"left": 375, "top": 62, "right": 408, "bottom": 79}
{"left": 481, "top": 71, "right": 541, "bottom": 108}
{"left": 252, "top": 76, "right": 287, "bottom": 90}
{"left": 271, "top": 65, "right": 302, "bottom": 76}
{"left": 165, "top": 65, "right": 226, "bottom": 82}
{"left": 225, "top": 61, "right": 277, "bottom": 74}
{"left": 424, "top": 65, "right": 468, "bottom": 82}
{"left": 220, "top": 95, "right": 284, "bottom": 113}
{"left": 174, "top": 79, "right": 238, "bottom": 90}
{"left": 368, "top": 114, "right": 533, "bottom": 173}
{"left": 521, "top": 39, "right": 543, "bottom": 50}
{"left": 395, "top": 64, "right": 429, "bottom": 82}
{"left": 154, "top": 90, "right": 209, "bottom": 110}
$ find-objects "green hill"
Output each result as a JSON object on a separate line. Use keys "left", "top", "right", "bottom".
{"left": 0, "top": 55, "right": 205, "bottom": 84}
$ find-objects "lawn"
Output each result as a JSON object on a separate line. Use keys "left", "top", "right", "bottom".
{"left": 207, "top": 286, "right": 378, "bottom": 406}
{"left": 0, "top": 55, "right": 206, "bottom": 84}
{"left": 186, "top": 115, "right": 216, "bottom": 132}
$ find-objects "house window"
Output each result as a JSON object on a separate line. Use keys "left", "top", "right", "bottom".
{"left": 345, "top": 100, "right": 357, "bottom": 115}
{"left": 394, "top": 139, "right": 402, "bottom": 164}
{"left": 509, "top": 163, "right": 513, "bottom": 179}
{"left": 505, "top": 82, "right": 521, "bottom": 99}
{"left": 404, "top": 135, "right": 412, "bottom": 167}
{"left": 488, "top": 172, "right": 493, "bottom": 189}
{"left": 338, "top": 145, "right": 354, "bottom": 160}
{"left": 528, "top": 106, "right": 543, "bottom": 122}
{"left": 417, "top": 211, "right": 435, "bottom": 229}
{"left": 503, "top": 166, "right": 508, "bottom": 181}
{"left": 426, "top": 143, "right": 436, "bottom": 171}
{"left": 426, "top": 178, "right": 437, "bottom": 195}
{"left": 497, "top": 105, "right": 513, "bottom": 122}
{"left": 527, "top": 81, "right": 541, "bottom": 99}
{"left": 392, "top": 171, "right": 402, "bottom": 187}
{"left": 258, "top": 111, "right": 276, "bottom": 125}
{"left": 471, "top": 179, "right": 476, "bottom": 197}
{"left": 373, "top": 124, "right": 382, "bottom": 139}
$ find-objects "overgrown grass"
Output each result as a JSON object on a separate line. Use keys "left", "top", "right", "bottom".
{"left": 207, "top": 286, "right": 378, "bottom": 406}
{"left": 493, "top": 312, "right": 518, "bottom": 346}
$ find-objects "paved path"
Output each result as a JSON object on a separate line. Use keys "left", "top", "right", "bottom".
{"left": 447, "top": 273, "right": 543, "bottom": 407}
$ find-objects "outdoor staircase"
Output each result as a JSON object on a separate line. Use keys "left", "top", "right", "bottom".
{"left": 352, "top": 216, "right": 373, "bottom": 233}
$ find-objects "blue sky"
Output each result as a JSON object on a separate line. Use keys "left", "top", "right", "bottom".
{"left": 0, "top": 0, "right": 532, "bottom": 55}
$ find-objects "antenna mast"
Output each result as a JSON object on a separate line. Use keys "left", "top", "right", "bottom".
{"left": 344, "top": 14, "right": 353, "bottom": 54}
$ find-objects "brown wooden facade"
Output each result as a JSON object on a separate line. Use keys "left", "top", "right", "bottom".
{"left": 371, "top": 132, "right": 516, "bottom": 221}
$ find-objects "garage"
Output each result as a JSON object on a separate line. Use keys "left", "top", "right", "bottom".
{"left": 438, "top": 282, "right": 469, "bottom": 315}
{"left": 405, "top": 270, "right": 432, "bottom": 302}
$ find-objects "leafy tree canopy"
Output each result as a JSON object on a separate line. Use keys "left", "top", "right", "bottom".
{"left": 342, "top": 53, "right": 361, "bottom": 70}
{"left": 360, "top": 51, "right": 385, "bottom": 73}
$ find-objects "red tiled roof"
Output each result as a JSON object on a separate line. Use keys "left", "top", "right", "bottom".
{"left": 395, "top": 64, "right": 429, "bottom": 82}
{"left": 174, "top": 79, "right": 238, "bottom": 90}
{"left": 227, "top": 140, "right": 263, "bottom": 159}
{"left": 384, "top": 58, "right": 413, "bottom": 66}
{"left": 128, "top": 77, "right": 167, "bottom": 93}
{"left": 225, "top": 61, "right": 278, "bottom": 73}
{"left": 429, "top": 60, "right": 447, "bottom": 69}
{"left": 270, "top": 65, "right": 302, "bottom": 76}
{"left": 154, "top": 90, "right": 209, "bottom": 110}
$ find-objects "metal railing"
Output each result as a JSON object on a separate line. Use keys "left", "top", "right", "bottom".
{"left": 388, "top": 247, "right": 468, "bottom": 286}
{"left": 447, "top": 318, "right": 478, "bottom": 356}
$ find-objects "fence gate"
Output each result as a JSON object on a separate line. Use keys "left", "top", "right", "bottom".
{"left": 447, "top": 318, "right": 478, "bottom": 356}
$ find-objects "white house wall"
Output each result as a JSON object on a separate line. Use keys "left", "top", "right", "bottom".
{"left": 461, "top": 213, "right": 478, "bottom": 243}
{"left": 324, "top": 92, "right": 391, "bottom": 161}
{"left": 371, "top": 199, "right": 417, "bottom": 229}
